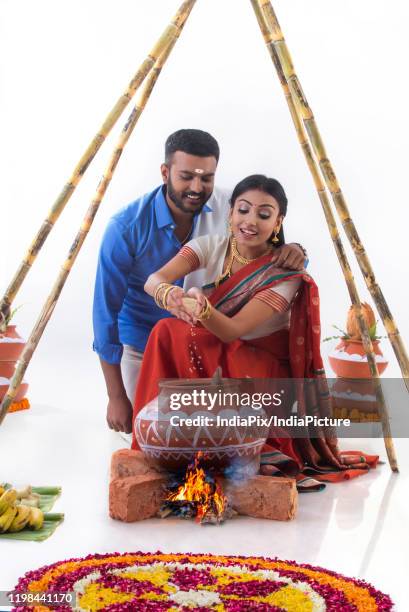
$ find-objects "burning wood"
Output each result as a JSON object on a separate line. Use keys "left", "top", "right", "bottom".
{"left": 159, "top": 453, "right": 235, "bottom": 524}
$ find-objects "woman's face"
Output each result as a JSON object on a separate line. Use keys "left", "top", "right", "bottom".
{"left": 230, "top": 189, "right": 282, "bottom": 248}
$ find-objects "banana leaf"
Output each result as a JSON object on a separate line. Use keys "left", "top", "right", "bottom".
{"left": 1, "top": 484, "right": 61, "bottom": 512}
{"left": 0, "top": 512, "right": 64, "bottom": 541}
{"left": 32, "top": 486, "right": 61, "bottom": 512}
{"left": 0, "top": 484, "right": 63, "bottom": 540}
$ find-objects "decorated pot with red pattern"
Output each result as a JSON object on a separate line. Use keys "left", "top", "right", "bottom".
{"left": 329, "top": 339, "right": 388, "bottom": 379}
{"left": 134, "top": 378, "right": 269, "bottom": 472}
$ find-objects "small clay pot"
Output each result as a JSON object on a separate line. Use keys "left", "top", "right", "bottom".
{"left": 330, "top": 378, "right": 380, "bottom": 416}
{"left": 0, "top": 325, "right": 29, "bottom": 402}
{"left": 0, "top": 380, "right": 28, "bottom": 403}
{"left": 329, "top": 339, "right": 388, "bottom": 379}
{"left": 0, "top": 325, "right": 26, "bottom": 361}
{"left": 0, "top": 360, "right": 19, "bottom": 379}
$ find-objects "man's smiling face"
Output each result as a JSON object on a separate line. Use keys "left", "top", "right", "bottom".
{"left": 161, "top": 151, "right": 217, "bottom": 215}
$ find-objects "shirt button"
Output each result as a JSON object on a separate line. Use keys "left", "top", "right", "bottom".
{"left": 170, "top": 225, "right": 175, "bottom": 229}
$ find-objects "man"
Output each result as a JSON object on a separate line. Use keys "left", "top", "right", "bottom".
{"left": 93, "top": 129, "right": 306, "bottom": 435}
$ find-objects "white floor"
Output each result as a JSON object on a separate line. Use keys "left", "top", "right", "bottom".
{"left": 1, "top": 354, "right": 408, "bottom": 610}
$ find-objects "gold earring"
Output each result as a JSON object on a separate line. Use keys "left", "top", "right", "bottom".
{"left": 271, "top": 228, "right": 280, "bottom": 243}
{"left": 229, "top": 219, "right": 234, "bottom": 235}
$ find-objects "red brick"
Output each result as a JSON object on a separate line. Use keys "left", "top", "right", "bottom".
{"left": 109, "top": 474, "right": 167, "bottom": 522}
{"left": 221, "top": 475, "right": 297, "bottom": 521}
{"left": 110, "top": 449, "right": 166, "bottom": 480}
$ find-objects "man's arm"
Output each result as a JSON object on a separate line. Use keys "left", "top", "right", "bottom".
{"left": 93, "top": 218, "right": 134, "bottom": 432}
{"left": 100, "top": 359, "right": 133, "bottom": 433}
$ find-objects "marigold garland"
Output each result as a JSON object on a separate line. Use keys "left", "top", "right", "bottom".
{"left": 11, "top": 551, "right": 393, "bottom": 611}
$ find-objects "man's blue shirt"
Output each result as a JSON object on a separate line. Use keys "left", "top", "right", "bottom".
{"left": 93, "top": 185, "right": 212, "bottom": 363}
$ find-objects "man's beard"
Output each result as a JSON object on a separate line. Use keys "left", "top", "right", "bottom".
{"left": 166, "top": 177, "right": 211, "bottom": 214}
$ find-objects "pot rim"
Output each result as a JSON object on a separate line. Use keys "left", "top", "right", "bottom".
{"left": 159, "top": 377, "right": 240, "bottom": 390}
{"left": 0, "top": 324, "right": 18, "bottom": 339}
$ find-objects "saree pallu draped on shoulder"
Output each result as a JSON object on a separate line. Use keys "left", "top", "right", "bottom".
{"left": 132, "top": 254, "right": 378, "bottom": 488}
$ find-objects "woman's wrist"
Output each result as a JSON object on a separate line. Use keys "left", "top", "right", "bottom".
{"left": 153, "top": 282, "right": 169, "bottom": 308}
{"left": 154, "top": 282, "right": 178, "bottom": 310}
{"left": 197, "top": 297, "right": 212, "bottom": 321}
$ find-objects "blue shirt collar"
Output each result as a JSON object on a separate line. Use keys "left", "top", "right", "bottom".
{"left": 154, "top": 186, "right": 212, "bottom": 229}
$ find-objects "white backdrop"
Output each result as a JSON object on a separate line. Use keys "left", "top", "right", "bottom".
{"left": 1, "top": 0, "right": 408, "bottom": 405}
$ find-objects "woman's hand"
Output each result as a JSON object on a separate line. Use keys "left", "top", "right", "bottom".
{"left": 167, "top": 286, "right": 196, "bottom": 324}
{"left": 166, "top": 286, "right": 184, "bottom": 310}
{"left": 186, "top": 287, "right": 206, "bottom": 321}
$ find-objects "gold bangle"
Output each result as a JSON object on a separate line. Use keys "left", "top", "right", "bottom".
{"left": 159, "top": 286, "right": 172, "bottom": 309}
{"left": 162, "top": 285, "right": 178, "bottom": 310}
{"left": 154, "top": 282, "right": 171, "bottom": 308}
{"left": 197, "top": 297, "right": 212, "bottom": 320}
{"left": 154, "top": 282, "right": 168, "bottom": 301}
{"left": 154, "top": 283, "right": 173, "bottom": 309}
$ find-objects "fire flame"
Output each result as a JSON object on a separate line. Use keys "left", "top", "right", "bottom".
{"left": 167, "top": 453, "right": 227, "bottom": 522}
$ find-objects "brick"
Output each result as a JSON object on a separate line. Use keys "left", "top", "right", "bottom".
{"left": 221, "top": 475, "right": 297, "bottom": 521}
{"left": 109, "top": 474, "right": 167, "bottom": 522}
{"left": 110, "top": 449, "right": 166, "bottom": 480}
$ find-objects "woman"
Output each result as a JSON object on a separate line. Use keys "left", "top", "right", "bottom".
{"left": 132, "top": 175, "right": 377, "bottom": 488}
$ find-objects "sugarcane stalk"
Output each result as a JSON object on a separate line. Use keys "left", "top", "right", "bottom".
{"left": 254, "top": 0, "right": 409, "bottom": 393}
{"left": 0, "top": 0, "right": 196, "bottom": 322}
{"left": 250, "top": 0, "right": 398, "bottom": 471}
{"left": 0, "top": 18, "right": 192, "bottom": 426}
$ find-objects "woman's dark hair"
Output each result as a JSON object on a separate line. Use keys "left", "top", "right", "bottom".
{"left": 230, "top": 174, "right": 288, "bottom": 246}
{"left": 165, "top": 129, "right": 220, "bottom": 164}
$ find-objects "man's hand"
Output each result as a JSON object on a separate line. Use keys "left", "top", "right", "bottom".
{"left": 99, "top": 359, "right": 133, "bottom": 433}
{"left": 107, "top": 395, "right": 133, "bottom": 433}
{"left": 271, "top": 243, "right": 306, "bottom": 270}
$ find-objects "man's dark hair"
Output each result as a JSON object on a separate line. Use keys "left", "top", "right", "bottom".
{"left": 165, "top": 129, "right": 220, "bottom": 164}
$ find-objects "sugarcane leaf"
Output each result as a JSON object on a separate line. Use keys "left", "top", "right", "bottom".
{"left": 332, "top": 325, "right": 349, "bottom": 337}
{"left": 0, "top": 304, "right": 24, "bottom": 331}
{"left": 368, "top": 321, "right": 377, "bottom": 339}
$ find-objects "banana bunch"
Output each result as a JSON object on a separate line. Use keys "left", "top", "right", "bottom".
{"left": 15, "top": 485, "right": 41, "bottom": 507}
{"left": 0, "top": 487, "right": 44, "bottom": 533}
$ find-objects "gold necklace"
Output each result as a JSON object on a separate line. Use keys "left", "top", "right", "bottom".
{"left": 215, "top": 237, "right": 271, "bottom": 287}
{"left": 231, "top": 237, "right": 271, "bottom": 264}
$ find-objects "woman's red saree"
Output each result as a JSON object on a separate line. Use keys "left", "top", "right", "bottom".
{"left": 132, "top": 255, "right": 378, "bottom": 491}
